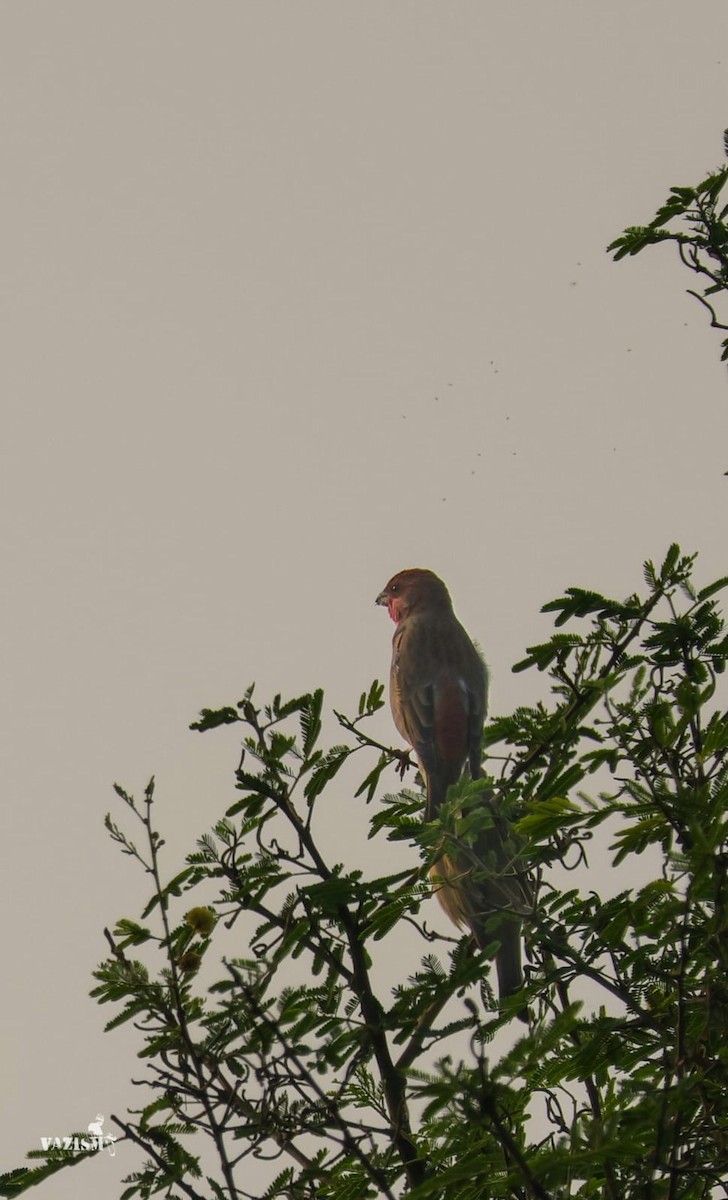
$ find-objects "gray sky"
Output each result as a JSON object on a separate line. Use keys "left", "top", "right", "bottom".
{"left": 2, "top": 4, "right": 727, "bottom": 1195}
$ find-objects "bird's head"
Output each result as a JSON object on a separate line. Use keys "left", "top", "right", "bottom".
{"left": 375, "top": 568, "right": 452, "bottom": 624}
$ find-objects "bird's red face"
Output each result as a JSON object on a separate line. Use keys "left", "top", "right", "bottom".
{"left": 375, "top": 569, "right": 451, "bottom": 624}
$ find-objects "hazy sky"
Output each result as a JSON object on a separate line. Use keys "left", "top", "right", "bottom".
{"left": 2, "top": 4, "right": 727, "bottom": 1196}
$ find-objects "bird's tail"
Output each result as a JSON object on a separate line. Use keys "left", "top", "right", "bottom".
{"left": 493, "top": 921, "right": 524, "bottom": 1004}
{"left": 424, "top": 772, "right": 448, "bottom": 823}
{"left": 426, "top": 775, "right": 530, "bottom": 1021}
{"left": 496, "top": 925, "right": 528, "bottom": 1025}
{"left": 474, "top": 851, "right": 529, "bottom": 1022}
{"left": 430, "top": 854, "right": 527, "bottom": 1015}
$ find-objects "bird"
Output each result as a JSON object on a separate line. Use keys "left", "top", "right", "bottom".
{"left": 376, "top": 568, "right": 527, "bottom": 1014}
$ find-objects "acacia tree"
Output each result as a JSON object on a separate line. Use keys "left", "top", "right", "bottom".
{"left": 2, "top": 545, "right": 728, "bottom": 1200}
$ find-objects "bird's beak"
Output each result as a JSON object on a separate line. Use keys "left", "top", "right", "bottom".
{"left": 375, "top": 589, "right": 388, "bottom": 607}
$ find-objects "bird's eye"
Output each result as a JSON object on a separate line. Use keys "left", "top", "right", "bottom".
{"left": 389, "top": 583, "right": 398, "bottom": 593}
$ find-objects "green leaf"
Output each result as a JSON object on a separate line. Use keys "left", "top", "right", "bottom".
{"left": 659, "top": 542, "right": 681, "bottom": 581}
{"left": 517, "top": 796, "right": 584, "bottom": 839}
{"left": 303, "top": 745, "right": 350, "bottom": 802}
{"left": 190, "top": 706, "right": 240, "bottom": 732}
{"left": 300, "top": 688, "right": 324, "bottom": 755}
{"left": 697, "top": 574, "right": 728, "bottom": 602}
{"left": 354, "top": 752, "right": 391, "bottom": 804}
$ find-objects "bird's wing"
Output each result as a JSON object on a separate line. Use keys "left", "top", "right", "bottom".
{"left": 390, "top": 628, "right": 438, "bottom": 769}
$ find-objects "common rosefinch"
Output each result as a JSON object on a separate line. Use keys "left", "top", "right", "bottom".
{"left": 376, "top": 568, "right": 526, "bottom": 1012}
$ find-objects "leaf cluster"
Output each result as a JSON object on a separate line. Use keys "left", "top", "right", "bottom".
{"left": 608, "top": 136, "right": 728, "bottom": 363}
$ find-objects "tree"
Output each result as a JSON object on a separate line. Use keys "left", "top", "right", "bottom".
{"left": 3, "top": 545, "right": 728, "bottom": 1200}
{"left": 608, "top": 130, "right": 728, "bottom": 365}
